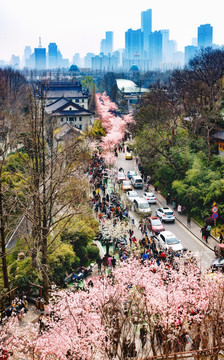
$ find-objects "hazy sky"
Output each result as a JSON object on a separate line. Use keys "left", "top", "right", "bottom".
{"left": 0, "top": 0, "right": 223, "bottom": 62}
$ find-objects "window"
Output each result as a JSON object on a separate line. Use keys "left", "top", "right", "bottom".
{"left": 69, "top": 117, "right": 74, "bottom": 122}
{"left": 76, "top": 99, "right": 79, "bottom": 103}
{"left": 74, "top": 117, "right": 77, "bottom": 121}
{"left": 61, "top": 117, "right": 64, "bottom": 122}
{"left": 79, "top": 117, "right": 82, "bottom": 121}
{"left": 69, "top": 107, "right": 72, "bottom": 110}
{"left": 79, "top": 124, "right": 82, "bottom": 130}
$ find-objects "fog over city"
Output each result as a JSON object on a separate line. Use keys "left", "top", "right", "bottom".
{"left": 0, "top": 0, "right": 223, "bottom": 62}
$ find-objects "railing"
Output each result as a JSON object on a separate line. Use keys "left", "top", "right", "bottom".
{"left": 144, "top": 345, "right": 224, "bottom": 360}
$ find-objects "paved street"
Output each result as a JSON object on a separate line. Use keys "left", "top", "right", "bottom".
{"left": 115, "top": 151, "right": 215, "bottom": 270}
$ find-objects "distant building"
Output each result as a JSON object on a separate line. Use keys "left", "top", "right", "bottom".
{"left": 100, "top": 31, "right": 113, "bottom": 55}
{"left": 141, "top": 9, "right": 152, "bottom": 56}
{"left": 149, "top": 31, "right": 163, "bottom": 69}
{"left": 116, "top": 79, "right": 149, "bottom": 111}
{"left": 73, "top": 53, "right": 81, "bottom": 67}
{"left": 84, "top": 53, "right": 94, "bottom": 68}
{"left": 198, "top": 24, "right": 213, "bottom": 49}
{"left": 91, "top": 53, "right": 119, "bottom": 71}
{"left": 34, "top": 38, "right": 46, "bottom": 69}
{"left": 10, "top": 55, "right": 20, "bottom": 69}
{"left": 125, "top": 29, "right": 143, "bottom": 60}
{"left": 48, "top": 43, "right": 58, "bottom": 68}
{"left": 185, "top": 45, "right": 198, "bottom": 65}
{"left": 23, "top": 46, "right": 32, "bottom": 68}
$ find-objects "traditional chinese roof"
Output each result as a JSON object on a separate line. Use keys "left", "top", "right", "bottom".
{"left": 54, "top": 123, "right": 82, "bottom": 141}
{"left": 45, "top": 97, "right": 92, "bottom": 115}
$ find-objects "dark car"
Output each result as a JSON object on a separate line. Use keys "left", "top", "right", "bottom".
{"left": 146, "top": 216, "right": 165, "bottom": 235}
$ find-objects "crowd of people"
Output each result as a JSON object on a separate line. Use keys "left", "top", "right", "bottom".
{"left": 88, "top": 151, "right": 187, "bottom": 276}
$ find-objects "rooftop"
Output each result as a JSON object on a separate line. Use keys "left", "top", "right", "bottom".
{"left": 116, "top": 79, "right": 149, "bottom": 94}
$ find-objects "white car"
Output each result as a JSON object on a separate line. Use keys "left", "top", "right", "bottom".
{"left": 126, "top": 190, "right": 139, "bottom": 203}
{"left": 142, "top": 192, "right": 157, "bottom": 204}
{"left": 157, "top": 231, "right": 183, "bottom": 252}
{"left": 156, "top": 207, "right": 175, "bottom": 222}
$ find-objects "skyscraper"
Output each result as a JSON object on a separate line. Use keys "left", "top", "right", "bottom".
{"left": 185, "top": 45, "right": 198, "bottom": 65}
{"left": 125, "top": 29, "right": 143, "bottom": 59}
{"left": 100, "top": 31, "right": 113, "bottom": 55}
{"left": 48, "top": 43, "right": 58, "bottom": 68}
{"left": 160, "top": 30, "right": 170, "bottom": 62}
{"left": 148, "top": 31, "right": 162, "bottom": 69}
{"left": 141, "top": 9, "right": 152, "bottom": 57}
{"left": 34, "top": 38, "right": 46, "bottom": 69}
{"left": 198, "top": 24, "right": 213, "bottom": 49}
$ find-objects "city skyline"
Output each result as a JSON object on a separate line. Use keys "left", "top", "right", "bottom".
{"left": 0, "top": 0, "right": 224, "bottom": 63}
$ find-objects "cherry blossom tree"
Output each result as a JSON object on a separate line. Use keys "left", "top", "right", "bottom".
{"left": 1, "top": 257, "right": 224, "bottom": 359}
{"left": 94, "top": 93, "right": 134, "bottom": 166}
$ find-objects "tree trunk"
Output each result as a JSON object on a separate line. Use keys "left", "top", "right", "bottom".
{"left": 0, "top": 178, "right": 9, "bottom": 289}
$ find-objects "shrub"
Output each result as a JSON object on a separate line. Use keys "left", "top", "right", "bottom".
{"left": 87, "top": 244, "right": 99, "bottom": 260}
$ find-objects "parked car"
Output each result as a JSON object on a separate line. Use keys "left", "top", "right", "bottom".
{"left": 156, "top": 207, "right": 175, "bottom": 222}
{"left": 133, "top": 198, "right": 151, "bottom": 216}
{"left": 126, "top": 190, "right": 139, "bottom": 203}
{"left": 146, "top": 216, "right": 165, "bottom": 234}
{"left": 157, "top": 231, "right": 183, "bottom": 252}
{"left": 211, "top": 244, "right": 224, "bottom": 271}
{"left": 121, "top": 180, "right": 132, "bottom": 192}
{"left": 127, "top": 170, "right": 137, "bottom": 179}
{"left": 131, "top": 175, "right": 143, "bottom": 189}
{"left": 116, "top": 172, "right": 126, "bottom": 183}
{"left": 142, "top": 192, "right": 157, "bottom": 204}
{"left": 125, "top": 152, "right": 133, "bottom": 160}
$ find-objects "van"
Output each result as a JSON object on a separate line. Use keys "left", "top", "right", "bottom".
{"left": 131, "top": 175, "right": 143, "bottom": 189}
{"left": 133, "top": 198, "right": 152, "bottom": 216}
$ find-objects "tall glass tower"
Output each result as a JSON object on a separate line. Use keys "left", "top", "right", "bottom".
{"left": 141, "top": 9, "right": 152, "bottom": 57}
{"left": 198, "top": 24, "right": 213, "bottom": 49}
{"left": 48, "top": 43, "right": 58, "bottom": 68}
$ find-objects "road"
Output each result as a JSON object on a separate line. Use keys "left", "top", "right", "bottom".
{"left": 115, "top": 151, "right": 214, "bottom": 270}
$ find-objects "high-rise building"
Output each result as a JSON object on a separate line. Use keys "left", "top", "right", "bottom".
{"left": 84, "top": 53, "right": 94, "bottom": 68}
{"left": 73, "top": 53, "right": 81, "bottom": 67}
{"left": 198, "top": 24, "right": 213, "bottom": 49}
{"left": 125, "top": 28, "right": 143, "bottom": 59}
{"left": 48, "top": 43, "right": 58, "bottom": 68}
{"left": 185, "top": 45, "right": 198, "bottom": 65}
{"left": 141, "top": 9, "right": 152, "bottom": 56}
{"left": 100, "top": 31, "right": 113, "bottom": 55}
{"left": 148, "top": 31, "right": 162, "bottom": 69}
{"left": 160, "top": 30, "right": 170, "bottom": 62}
{"left": 34, "top": 38, "right": 46, "bottom": 69}
{"left": 10, "top": 55, "right": 20, "bottom": 68}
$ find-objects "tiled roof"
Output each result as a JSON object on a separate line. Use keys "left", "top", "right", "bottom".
{"left": 46, "top": 89, "right": 87, "bottom": 99}
{"left": 54, "top": 123, "right": 82, "bottom": 141}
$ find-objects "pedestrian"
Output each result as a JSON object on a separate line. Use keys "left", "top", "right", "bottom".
{"left": 111, "top": 256, "right": 116, "bottom": 268}
{"left": 219, "top": 232, "right": 223, "bottom": 243}
{"left": 172, "top": 199, "right": 177, "bottom": 210}
{"left": 205, "top": 228, "right": 209, "bottom": 243}
{"left": 154, "top": 185, "right": 158, "bottom": 192}
{"left": 177, "top": 204, "right": 182, "bottom": 214}
{"left": 200, "top": 225, "right": 206, "bottom": 239}
{"left": 96, "top": 257, "right": 102, "bottom": 273}
{"left": 207, "top": 224, "right": 211, "bottom": 235}
{"left": 187, "top": 215, "right": 191, "bottom": 227}
{"left": 166, "top": 193, "right": 171, "bottom": 205}
{"left": 140, "top": 324, "right": 148, "bottom": 349}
